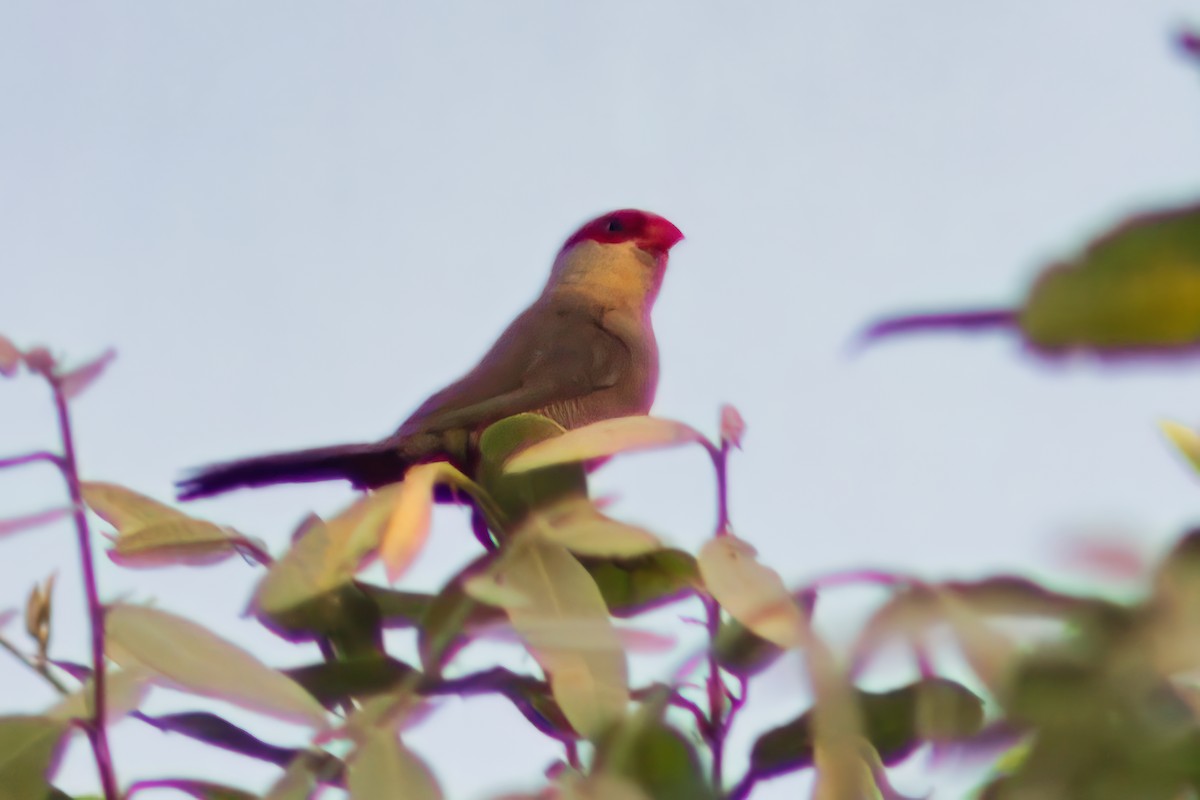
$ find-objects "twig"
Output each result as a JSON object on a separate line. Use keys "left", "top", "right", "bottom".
{"left": 701, "top": 435, "right": 735, "bottom": 788}
{"left": 48, "top": 376, "right": 119, "bottom": 800}
{"left": 0, "top": 450, "right": 65, "bottom": 473}
{"left": 0, "top": 634, "right": 71, "bottom": 694}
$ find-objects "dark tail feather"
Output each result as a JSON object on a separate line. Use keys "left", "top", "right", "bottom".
{"left": 176, "top": 442, "right": 407, "bottom": 500}
{"left": 856, "top": 308, "right": 1017, "bottom": 349}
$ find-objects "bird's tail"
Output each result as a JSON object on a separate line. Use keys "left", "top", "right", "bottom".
{"left": 176, "top": 442, "right": 408, "bottom": 500}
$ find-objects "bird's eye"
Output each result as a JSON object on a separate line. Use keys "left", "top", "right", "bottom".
{"left": 605, "top": 217, "right": 624, "bottom": 233}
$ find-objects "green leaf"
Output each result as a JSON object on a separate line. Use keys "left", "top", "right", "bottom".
{"left": 748, "top": 679, "right": 984, "bottom": 784}
{"left": 578, "top": 549, "right": 698, "bottom": 617}
{"left": 713, "top": 617, "right": 784, "bottom": 679}
{"left": 698, "top": 535, "right": 806, "bottom": 647}
{"left": 82, "top": 481, "right": 261, "bottom": 568}
{"left": 594, "top": 693, "right": 714, "bottom": 800}
{"left": 528, "top": 499, "right": 662, "bottom": 558}
{"left": 347, "top": 728, "right": 443, "bottom": 800}
{"left": 106, "top": 603, "right": 328, "bottom": 728}
{"left": 477, "top": 414, "right": 588, "bottom": 524}
{"left": 1162, "top": 420, "right": 1200, "bottom": 474}
{"left": 496, "top": 538, "right": 629, "bottom": 739}
{"left": 505, "top": 416, "right": 709, "bottom": 473}
{"left": 286, "top": 658, "right": 419, "bottom": 708}
{"left": 0, "top": 716, "right": 69, "bottom": 800}
{"left": 1019, "top": 201, "right": 1200, "bottom": 351}
{"left": 356, "top": 584, "right": 434, "bottom": 628}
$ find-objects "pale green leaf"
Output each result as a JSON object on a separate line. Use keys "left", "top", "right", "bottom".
{"left": 505, "top": 416, "right": 708, "bottom": 473}
{"left": 348, "top": 729, "right": 443, "bottom": 800}
{"left": 497, "top": 539, "right": 629, "bottom": 739}
{"left": 530, "top": 500, "right": 662, "bottom": 558}
{"left": 106, "top": 603, "right": 327, "bottom": 728}
{"left": 698, "top": 536, "right": 806, "bottom": 648}
{"left": 48, "top": 665, "right": 154, "bottom": 723}
{"left": 82, "top": 481, "right": 181, "bottom": 531}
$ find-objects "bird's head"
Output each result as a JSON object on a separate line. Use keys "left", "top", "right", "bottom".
{"left": 548, "top": 209, "right": 684, "bottom": 312}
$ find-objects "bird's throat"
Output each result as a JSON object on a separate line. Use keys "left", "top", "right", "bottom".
{"left": 544, "top": 240, "right": 663, "bottom": 314}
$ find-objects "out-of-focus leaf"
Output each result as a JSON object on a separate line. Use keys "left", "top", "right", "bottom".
{"left": 747, "top": 679, "right": 984, "bottom": 786}
{"left": 107, "top": 519, "right": 266, "bottom": 568}
{"left": 22, "top": 347, "right": 56, "bottom": 376}
{"left": 529, "top": 499, "right": 662, "bottom": 558}
{"left": 380, "top": 463, "right": 441, "bottom": 581}
{"left": 356, "top": 584, "right": 434, "bottom": 628}
{"left": 1018, "top": 202, "right": 1200, "bottom": 352}
{"left": 560, "top": 773, "right": 652, "bottom": 800}
{"left": 1162, "top": 419, "right": 1200, "bottom": 473}
{"left": 418, "top": 555, "right": 504, "bottom": 674}
{"left": 478, "top": 414, "right": 587, "bottom": 524}
{"left": 862, "top": 201, "right": 1200, "bottom": 358}
{"left": 719, "top": 404, "right": 746, "bottom": 449}
{"left": 262, "top": 752, "right": 323, "bottom": 800}
{"left": 49, "top": 665, "right": 153, "bottom": 724}
{"left": 698, "top": 535, "right": 805, "bottom": 648}
{"left": 497, "top": 539, "right": 629, "bottom": 739}
{"left": 82, "top": 482, "right": 261, "bottom": 568}
{"left": 82, "top": 481, "right": 183, "bottom": 531}
{"left": 348, "top": 728, "right": 443, "bottom": 800}
{"left": 106, "top": 603, "right": 327, "bottom": 728}
{"left": 579, "top": 550, "right": 698, "bottom": 617}
{"left": 0, "top": 716, "right": 69, "bottom": 800}
{"left": 56, "top": 348, "right": 116, "bottom": 400}
{"left": 139, "top": 711, "right": 311, "bottom": 768}
{"left": 124, "top": 780, "right": 257, "bottom": 800}
{"left": 714, "top": 618, "right": 784, "bottom": 679}
{"left": 594, "top": 692, "right": 713, "bottom": 800}
{"left": 0, "top": 334, "right": 20, "bottom": 377}
{"left": 0, "top": 508, "right": 70, "bottom": 540}
{"left": 506, "top": 416, "right": 709, "bottom": 473}
{"left": 255, "top": 494, "right": 395, "bottom": 619}
{"left": 286, "top": 658, "right": 419, "bottom": 709}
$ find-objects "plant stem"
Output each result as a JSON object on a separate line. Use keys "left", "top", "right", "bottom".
{"left": 0, "top": 450, "right": 65, "bottom": 472}
{"left": 48, "top": 378, "right": 119, "bottom": 800}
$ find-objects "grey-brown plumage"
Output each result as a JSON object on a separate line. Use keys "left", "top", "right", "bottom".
{"left": 176, "top": 209, "right": 682, "bottom": 500}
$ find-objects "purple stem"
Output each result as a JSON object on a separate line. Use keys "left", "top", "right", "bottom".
{"left": 49, "top": 377, "right": 118, "bottom": 800}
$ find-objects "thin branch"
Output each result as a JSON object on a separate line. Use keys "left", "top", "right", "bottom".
{"left": 0, "top": 634, "right": 71, "bottom": 694}
{"left": 48, "top": 376, "right": 119, "bottom": 800}
{"left": 0, "top": 450, "right": 65, "bottom": 473}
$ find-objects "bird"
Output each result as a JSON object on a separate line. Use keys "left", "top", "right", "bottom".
{"left": 176, "top": 209, "right": 684, "bottom": 501}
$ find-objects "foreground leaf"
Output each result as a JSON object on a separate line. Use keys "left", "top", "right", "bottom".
{"left": 497, "top": 539, "right": 629, "bottom": 739}
{"left": 106, "top": 603, "right": 327, "bottom": 727}
{"left": 348, "top": 728, "right": 443, "bottom": 800}
{"left": 477, "top": 414, "right": 588, "bottom": 524}
{"left": 698, "top": 535, "right": 806, "bottom": 648}
{"left": 1162, "top": 419, "right": 1200, "bottom": 473}
{"left": 0, "top": 716, "right": 70, "bottom": 799}
{"left": 506, "top": 416, "right": 708, "bottom": 473}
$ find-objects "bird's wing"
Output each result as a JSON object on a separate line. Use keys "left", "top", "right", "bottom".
{"left": 394, "top": 299, "right": 631, "bottom": 437}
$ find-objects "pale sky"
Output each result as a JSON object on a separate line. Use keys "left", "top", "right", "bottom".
{"left": 3, "top": 3, "right": 1200, "bottom": 798}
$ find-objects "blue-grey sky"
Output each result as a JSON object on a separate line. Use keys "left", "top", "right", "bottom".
{"left": 3, "top": 3, "right": 1200, "bottom": 798}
